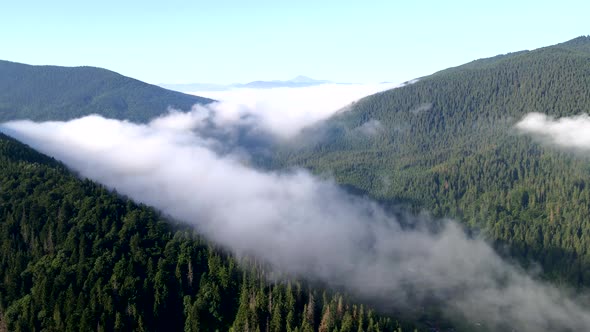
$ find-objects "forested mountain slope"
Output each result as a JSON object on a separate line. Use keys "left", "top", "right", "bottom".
{"left": 0, "top": 60, "right": 212, "bottom": 122}
{"left": 0, "top": 134, "right": 412, "bottom": 332}
{"left": 277, "top": 36, "right": 590, "bottom": 285}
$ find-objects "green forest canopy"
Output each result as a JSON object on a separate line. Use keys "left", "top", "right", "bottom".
{"left": 276, "top": 36, "right": 590, "bottom": 285}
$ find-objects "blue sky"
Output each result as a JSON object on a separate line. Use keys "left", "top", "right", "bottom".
{"left": 2, "top": 1, "right": 588, "bottom": 84}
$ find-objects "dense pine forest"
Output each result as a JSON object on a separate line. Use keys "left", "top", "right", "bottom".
{"left": 277, "top": 36, "right": 590, "bottom": 285}
{"left": 0, "top": 60, "right": 213, "bottom": 123}
{"left": 0, "top": 133, "right": 414, "bottom": 332}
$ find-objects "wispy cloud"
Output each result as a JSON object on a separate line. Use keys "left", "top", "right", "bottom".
{"left": 516, "top": 112, "right": 590, "bottom": 150}
{"left": 355, "top": 119, "right": 383, "bottom": 136}
{"left": 410, "top": 102, "right": 433, "bottom": 115}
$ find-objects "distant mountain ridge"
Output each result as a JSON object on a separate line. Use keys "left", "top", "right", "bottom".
{"left": 0, "top": 60, "right": 213, "bottom": 122}
{"left": 236, "top": 75, "right": 332, "bottom": 89}
{"left": 160, "top": 75, "right": 334, "bottom": 92}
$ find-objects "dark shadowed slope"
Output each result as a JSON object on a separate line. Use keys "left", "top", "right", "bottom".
{"left": 277, "top": 36, "right": 590, "bottom": 285}
{"left": 0, "top": 60, "right": 213, "bottom": 122}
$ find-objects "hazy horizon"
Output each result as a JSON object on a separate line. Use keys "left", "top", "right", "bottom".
{"left": 2, "top": 1, "right": 588, "bottom": 85}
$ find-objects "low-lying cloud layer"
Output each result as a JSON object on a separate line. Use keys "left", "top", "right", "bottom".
{"left": 517, "top": 112, "right": 590, "bottom": 150}
{"left": 191, "top": 83, "right": 397, "bottom": 138}
{"left": 3, "top": 109, "right": 590, "bottom": 331}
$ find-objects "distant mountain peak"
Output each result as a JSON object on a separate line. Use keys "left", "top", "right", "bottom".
{"left": 288, "top": 75, "right": 322, "bottom": 83}
{"left": 232, "top": 76, "right": 331, "bottom": 89}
